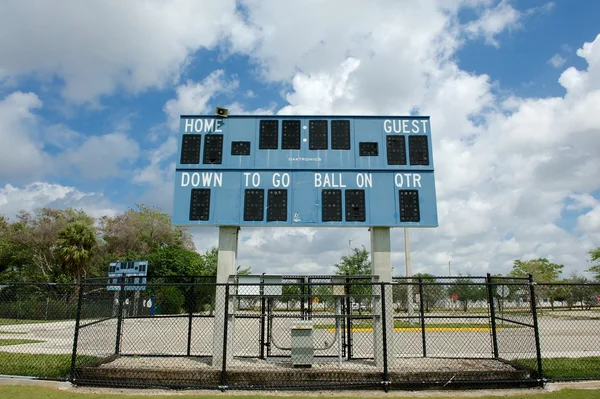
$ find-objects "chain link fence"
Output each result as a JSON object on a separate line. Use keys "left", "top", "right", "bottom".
{"left": 531, "top": 281, "right": 600, "bottom": 381}
{"left": 0, "top": 276, "right": 599, "bottom": 389}
{"left": 0, "top": 282, "right": 80, "bottom": 380}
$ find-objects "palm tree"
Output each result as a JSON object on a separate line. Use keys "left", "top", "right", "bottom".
{"left": 55, "top": 222, "right": 97, "bottom": 284}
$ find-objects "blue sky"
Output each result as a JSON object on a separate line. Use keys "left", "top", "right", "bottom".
{"left": 1, "top": 0, "right": 599, "bottom": 278}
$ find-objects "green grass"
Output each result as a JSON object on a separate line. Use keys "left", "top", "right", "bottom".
{"left": 0, "top": 386, "right": 598, "bottom": 399}
{"left": 0, "top": 339, "right": 44, "bottom": 346}
{"left": 514, "top": 357, "right": 600, "bottom": 379}
{"left": 0, "top": 352, "right": 97, "bottom": 378}
{"left": 0, "top": 331, "right": 27, "bottom": 335}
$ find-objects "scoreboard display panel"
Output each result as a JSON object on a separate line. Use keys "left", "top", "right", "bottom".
{"left": 173, "top": 115, "right": 438, "bottom": 228}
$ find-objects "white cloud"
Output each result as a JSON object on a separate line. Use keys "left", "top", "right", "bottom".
{"left": 0, "top": 182, "right": 120, "bottom": 220}
{"left": 59, "top": 133, "right": 140, "bottom": 180}
{"left": 559, "top": 33, "right": 600, "bottom": 98}
{"left": 0, "top": 0, "right": 250, "bottom": 105}
{"left": 567, "top": 194, "right": 598, "bottom": 211}
{"left": 548, "top": 53, "right": 567, "bottom": 68}
{"left": 163, "top": 70, "right": 240, "bottom": 130}
{"left": 577, "top": 205, "right": 600, "bottom": 238}
{"left": 463, "top": 0, "right": 522, "bottom": 47}
{"left": 0, "top": 91, "right": 48, "bottom": 182}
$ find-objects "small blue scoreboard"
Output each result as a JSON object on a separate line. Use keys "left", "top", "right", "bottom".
{"left": 107, "top": 260, "right": 148, "bottom": 291}
{"left": 172, "top": 115, "right": 438, "bottom": 228}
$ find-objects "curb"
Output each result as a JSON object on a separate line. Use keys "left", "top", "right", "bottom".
{"left": 0, "top": 376, "right": 72, "bottom": 390}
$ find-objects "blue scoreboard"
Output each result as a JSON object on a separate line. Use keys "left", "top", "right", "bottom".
{"left": 107, "top": 260, "right": 148, "bottom": 291}
{"left": 172, "top": 115, "right": 438, "bottom": 228}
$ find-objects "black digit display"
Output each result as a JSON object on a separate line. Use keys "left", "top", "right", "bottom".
{"left": 282, "top": 120, "right": 301, "bottom": 150}
{"left": 408, "top": 135, "right": 429, "bottom": 165}
{"left": 267, "top": 189, "right": 288, "bottom": 221}
{"left": 359, "top": 142, "right": 378, "bottom": 156}
{"left": 331, "top": 120, "right": 351, "bottom": 150}
{"left": 231, "top": 141, "right": 251, "bottom": 156}
{"left": 399, "top": 190, "right": 420, "bottom": 222}
{"left": 345, "top": 189, "right": 366, "bottom": 222}
{"left": 322, "top": 189, "right": 342, "bottom": 221}
{"left": 244, "top": 189, "right": 265, "bottom": 221}
{"left": 180, "top": 134, "right": 201, "bottom": 164}
{"left": 190, "top": 189, "right": 211, "bottom": 221}
{"left": 203, "top": 134, "right": 223, "bottom": 164}
{"left": 309, "top": 120, "right": 328, "bottom": 150}
{"left": 259, "top": 120, "right": 278, "bottom": 149}
{"left": 386, "top": 135, "right": 406, "bottom": 165}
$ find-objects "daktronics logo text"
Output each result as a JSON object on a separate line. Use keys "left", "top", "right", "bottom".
{"left": 288, "top": 157, "right": 321, "bottom": 162}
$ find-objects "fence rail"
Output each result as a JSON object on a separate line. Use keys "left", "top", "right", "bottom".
{"left": 0, "top": 275, "right": 598, "bottom": 390}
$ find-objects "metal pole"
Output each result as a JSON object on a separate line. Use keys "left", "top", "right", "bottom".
{"left": 69, "top": 282, "right": 85, "bottom": 382}
{"left": 345, "top": 275, "right": 352, "bottom": 360}
{"left": 418, "top": 276, "right": 426, "bottom": 357}
{"left": 404, "top": 228, "right": 414, "bottom": 322}
{"left": 336, "top": 298, "right": 342, "bottom": 364}
{"left": 300, "top": 278, "right": 306, "bottom": 319}
{"left": 186, "top": 277, "right": 195, "bottom": 356}
{"left": 448, "top": 261, "right": 452, "bottom": 277}
{"left": 114, "top": 274, "right": 126, "bottom": 355}
{"left": 267, "top": 298, "right": 273, "bottom": 357}
{"left": 486, "top": 273, "right": 499, "bottom": 359}
{"left": 528, "top": 274, "right": 543, "bottom": 380}
{"left": 259, "top": 277, "right": 266, "bottom": 359}
{"left": 220, "top": 283, "right": 230, "bottom": 390}
{"left": 381, "top": 283, "right": 389, "bottom": 392}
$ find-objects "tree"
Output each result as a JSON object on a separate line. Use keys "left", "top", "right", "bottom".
{"left": 586, "top": 248, "right": 600, "bottom": 281}
{"left": 54, "top": 221, "right": 98, "bottom": 284}
{"left": 449, "top": 276, "right": 486, "bottom": 312}
{"left": 98, "top": 204, "right": 195, "bottom": 258}
{"left": 333, "top": 246, "right": 371, "bottom": 276}
{"left": 568, "top": 272, "right": 599, "bottom": 310}
{"left": 414, "top": 273, "right": 444, "bottom": 312}
{"left": 334, "top": 246, "right": 371, "bottom": 307}
{"left": 509, "top": 258, "right": 563, "bottom": 282}
{"left": 281, "top": 281, "right": 302, "bottom": 310}
{"left": 5, "top": 208, "right": 94, "bottom": 282}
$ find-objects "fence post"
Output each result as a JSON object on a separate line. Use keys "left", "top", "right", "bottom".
{"left": 259, "top": 276, "right": 266, "bottom": 359}
{"left": 186, "top": 277, "right": 195, "bottom": 356}
{"left": 114, "top": 273, "right": 126, "bottom": 355}
{"left": 345, "top": 275, "right": 353, "bottom": 359}
{"left": 418, "top": 277, "right": 427, "bottom": 358}
{"left": 528, "top": 274, "right": 543, "bottom": 379}
{"left": 486, "top": 273, "right": 499, "bottom": 359}
{"left": 380, "top": 283, "right": 389, "bottom": 392}
{"left": 69, "top": 282, "right": 85, "bottom": 382}
{"left": 220, "top": 282, "right": 231, "bottom": 390}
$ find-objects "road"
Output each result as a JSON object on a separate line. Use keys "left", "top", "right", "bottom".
{"left": 1, "top": 312, "right": 599, "bottom": 362}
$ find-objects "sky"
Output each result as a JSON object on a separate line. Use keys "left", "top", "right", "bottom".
{"left": 1, "top": 0, "right": 599, "bottom": 279}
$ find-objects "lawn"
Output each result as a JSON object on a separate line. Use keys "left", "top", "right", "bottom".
{"left": 514, "top": 357, "right": 600, "bottom": 379}
{"left": 0, "top": 339, "right": 44, "bottom": 346}
{"left": 0, "top": 352, "right": 96, "bottom": 379}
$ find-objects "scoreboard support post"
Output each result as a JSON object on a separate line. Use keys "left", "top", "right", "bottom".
{"left": 370, "top": 227, "right": 395, "bottom": 368}
{"left": 212, "top": 226, "right": 239, "bottom": 368}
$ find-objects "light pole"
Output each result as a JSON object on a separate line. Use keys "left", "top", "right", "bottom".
{"left": 448, "top": 261, "right": 452, "bottom": 277}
